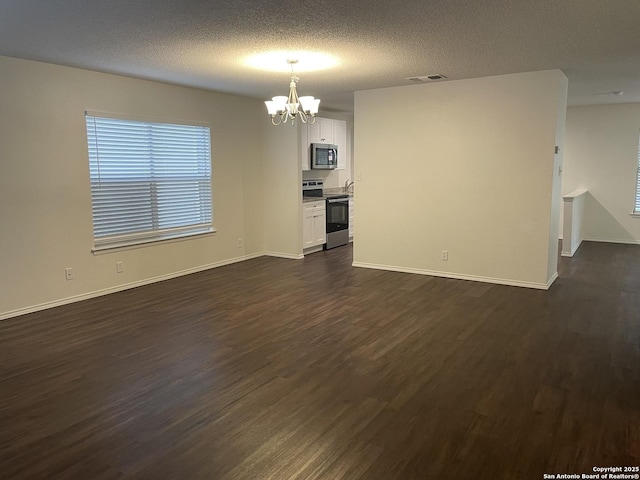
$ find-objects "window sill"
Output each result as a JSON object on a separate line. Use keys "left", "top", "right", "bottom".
{"left": 630, "top": 213, "right": 640, "bottom": 218}
{"left": 92, "top": 228, "right": 216, "bottom": 255}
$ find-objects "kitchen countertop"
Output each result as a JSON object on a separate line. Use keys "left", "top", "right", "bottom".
{"left": 303, "top": 187, "right": 353, "bottom": 203}
{"left": 303, "top": 192, "right": 353, "bottom": 203}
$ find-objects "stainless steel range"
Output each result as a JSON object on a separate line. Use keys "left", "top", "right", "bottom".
{"left": 302, "top": 179, "right": 349, "bottom": 250}
{"left": 302, "top": 179, "right": 324, "bottom": 198}
{"left": 324, "top": 194, "right": 349, "bottom": 249}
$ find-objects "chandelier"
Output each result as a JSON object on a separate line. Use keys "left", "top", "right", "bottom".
{"left": 265, "top": 60, "right": 320, "bottom": 126}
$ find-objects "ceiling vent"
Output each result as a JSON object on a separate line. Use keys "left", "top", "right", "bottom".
{"left": 406, "top": 74, "right": 448, "bottom": 82}
{"left": 593, "top": 90, "right": 623, "bottom": 97}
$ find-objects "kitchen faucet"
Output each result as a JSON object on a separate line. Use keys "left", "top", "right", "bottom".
{"left": 344, "top": 179, "right": 354, "bottom": 192}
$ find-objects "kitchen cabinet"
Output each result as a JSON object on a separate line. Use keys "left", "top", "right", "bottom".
{"left": 303, "top": 200, "right": 326, "bottom": 250}
{"left": 334, "top": 120, "right": 347, "bottom": 170}
{"left": 301, "top": 117, "right": 348, "bottom": 171}
{"left": 308, "top": 117, "right": 335, "bottom": 144}
{"left": 349, "top": 196, "right": 354, "bottom": 240}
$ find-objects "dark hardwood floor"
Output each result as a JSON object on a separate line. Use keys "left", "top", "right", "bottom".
{"left": 1, "top": 242, "right": 639, "bottom": 479}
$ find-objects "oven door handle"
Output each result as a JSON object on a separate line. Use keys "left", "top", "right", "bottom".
{"left": 327, "top": 197, "right": 348, "bottom": 203}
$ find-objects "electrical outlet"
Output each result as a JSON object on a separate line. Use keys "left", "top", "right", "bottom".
{"left": 116, "top": 261, "right": 123, "bottom": 273}
{"left": 441, "top": 250, "right": 448, "bottom": 261}
{"left": 237, "top": 238, "right": 243, "bottom": 248}
{"left": 65, "top": 267, "right": 74, "bottom": 280}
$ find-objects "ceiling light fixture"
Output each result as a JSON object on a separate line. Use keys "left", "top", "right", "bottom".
{"left": 265, "top": 59, "right": 320, "bottom": 126}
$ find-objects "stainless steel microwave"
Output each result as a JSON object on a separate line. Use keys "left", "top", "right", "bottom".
{"left": 311, "top": 143, "right": 338, "bottom": 169}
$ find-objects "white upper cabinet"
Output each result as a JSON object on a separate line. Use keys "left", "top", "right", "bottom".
{"left": 309, "top": 117, "right": 335, "bottom": 144}
{"left": 333, "top": 120, "right": 347, "bottom": 170}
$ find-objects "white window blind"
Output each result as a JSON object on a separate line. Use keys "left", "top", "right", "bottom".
{"left": 86, "top": 114, "right": 212, "bottom": 250}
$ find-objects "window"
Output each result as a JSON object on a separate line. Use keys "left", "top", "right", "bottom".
{"left": 85, "top": 113, "right": 213, "bottom": 251}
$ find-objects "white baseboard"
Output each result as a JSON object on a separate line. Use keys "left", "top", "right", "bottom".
{"left": 0, "top": 251, "right": 276, "bottom": 321}
{"left": 547, "top": 271, "right": 558, "bottom": 288}
{"left": 6, "top": 237, "right": 633, "bottom": 321}
{"left": 561, "top": 238, "right": 583, "bottom": 257}
{"left": 263, "top": 251, "right": 304, "bottom": 260}
{"left": 303, "top": 245, "right": 324, "bottom": 255}
{"left": 583, "top": 237, "right": 640, "bottom": 245}
{"left": 561, "top": 237, "right": 640, "bottom": 256}
{"left": 351, "top": 261, "right": 551, "bottom": 290}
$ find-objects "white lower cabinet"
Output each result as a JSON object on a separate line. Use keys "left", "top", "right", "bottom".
{"left": 303, "top": 201, "right": 326, "bottom": 250}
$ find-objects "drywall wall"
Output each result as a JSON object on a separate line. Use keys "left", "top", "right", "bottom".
{"left": 261, "top": 121, "right": 303, "bottom": 258}
{"left": 562, "top": 104, "right": 640, "bottom": 244}
{"left": 547, "top": 78, "right": 568, "bottom": 283}
{"left": 561, "top": 189, "right": 588, "bottom": 256}
{"left": 353, "top": 70, "right": 567, "bottom": 289}
{"left": 0, "top": 55, "right": 266, "bottom": 319}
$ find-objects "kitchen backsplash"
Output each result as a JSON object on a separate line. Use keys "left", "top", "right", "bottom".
{"left": 302, "top": 167, "right": 352, "bottom": 189}
{"left": 324, "top": 186, "right": 354, "bottom": 195}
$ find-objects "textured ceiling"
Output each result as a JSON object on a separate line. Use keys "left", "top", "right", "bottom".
{"left": 1, "top": 0, "right": 640, "bottom": 112}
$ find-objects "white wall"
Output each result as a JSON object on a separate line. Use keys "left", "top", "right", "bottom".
{"left": 562, "top": 104, "right": 640, "bottom": 244}
{"left": 561, "top": 189, "right": 587, "bottom": 256}
{"left": 0, "top": 55, "right": 267, "bottom": 319}
{"left": 547, "top": 81, "right": 568, "bottom": 281}
{"left": 262, "top": 121, "right": 303, "bottom": 258}
{"left": 353, "top": 70, "right": 568, "bottom": 289}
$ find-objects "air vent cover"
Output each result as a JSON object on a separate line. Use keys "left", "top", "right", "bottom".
{"left": 406, "top": 74, "right": 448, "bottom": 82}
